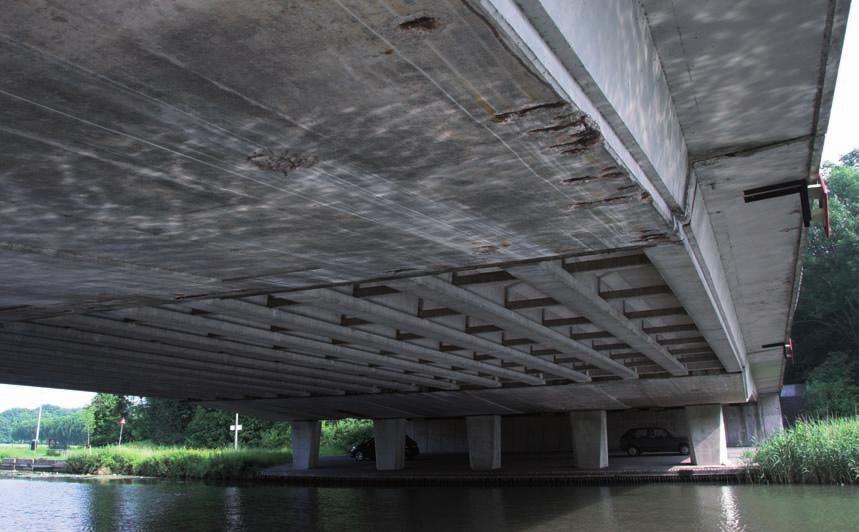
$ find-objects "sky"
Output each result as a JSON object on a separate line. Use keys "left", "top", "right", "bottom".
{"left": 0, "top": 7, "right": 857, "bottom": 412}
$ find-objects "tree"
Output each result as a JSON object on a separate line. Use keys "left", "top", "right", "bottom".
{"left": 131, "top": 398, "right": 195, "bottom": 445}
{"left": 789, "top": 151, "right": 859, "bottom": 383}
{"left": 805, "top": 352, "right": 859, "bottom": 417}
{"left": 184, "top": 408, "right": 234, "bottom": 448}
{"left": 840, "top": 148, "right": 859, "bottom": 168}
{"left": 85, "top": 394, "right": 131, "bottom": 446}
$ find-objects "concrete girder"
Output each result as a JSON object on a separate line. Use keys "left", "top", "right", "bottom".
{"left": 0, "top": 369, "right": 232, "bottom": 401}
{"left": 508, "top": 261, "right": 688, "bottom": 376}
{"left": 0, "top": 336, "right": 332, "bottom": 395}
{"left": 286, "top": 288, "right": 582, "bottom": 383}
{"left": 113, "top": 307, "right": 467, "bottom": 390}
{"left": 0, "top": 339, "right": 348, "bottom": 397}
{"left": 0, "top": 351, "right": 303, "bottom": 399}
{"left": 52, "top": 314, "right": 419, "bottom": 392}
{"left": 0, "top": 324, "right": 371, "bottom": 394}
{"left": 388, "top": 275, "right": 632, "bottom": 380}
{"left": 188, "top": 298, "right": 526, "bottom": 387}
{"left": 646, "top": 244, "right": 746, "bottom": 376}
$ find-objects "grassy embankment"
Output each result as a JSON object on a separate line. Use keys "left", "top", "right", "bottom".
{"left": 64, "top": 446, "right": 293, "bottom": 480}
{"left": 0, "top": 443, "right": 80, "bottom": 459}
{"left": 752, "top": 416, "right": 859, "bottom": 484}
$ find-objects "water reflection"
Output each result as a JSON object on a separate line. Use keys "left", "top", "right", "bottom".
{"left": 0, "top": 477, "right": 856, "bottom": 532}
{"left": 720, "top": 485, "right": 746, "bottom": 532}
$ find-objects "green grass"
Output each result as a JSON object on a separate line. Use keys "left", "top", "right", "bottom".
{"left": 63, "top": 446, "right": 292, "bottom": 480}
{"left": 752, "top": 416, "right": 859, "bottom": 484}
{"left": 0, "top": 444, "right": 80, "bottom": 459}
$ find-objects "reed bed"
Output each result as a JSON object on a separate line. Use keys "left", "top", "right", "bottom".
{"left": 752, "top": 416, "right": 859, "bottom": 484}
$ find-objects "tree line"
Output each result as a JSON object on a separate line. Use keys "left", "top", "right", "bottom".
{"left": 788, "top": 148, "right": 859, "bottom": 417}
{"left": 2, "top": 394, "right": 371, "bottom": 451}
{"left": 0, "top": 404, "right": 87, "bottom": 445}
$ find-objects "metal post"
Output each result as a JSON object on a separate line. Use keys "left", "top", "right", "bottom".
{"left": 33, "top": 405, "right": 43, "bottom": 452}
{"left": 118, "top": 417, "right": 126, "bottom": 446}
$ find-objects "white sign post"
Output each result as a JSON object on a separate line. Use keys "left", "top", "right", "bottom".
{"left": 230, "top": 413, "right": 242, "bottom": 450}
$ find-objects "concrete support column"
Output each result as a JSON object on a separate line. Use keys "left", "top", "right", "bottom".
{"left": 291, "top": 420, "right": 321, "bottom": 470}
{"left": 569, "top": 410, "right": 608, "bottom": 469}
{"left": 685, "top": 404, "right": 727, "bottom": 465}
{"left": 466, "top": 415, "right": 501, "bottom": 470}
{"left": 758, "top": 393, "right": 784, "bottom": 440}
{"left": 373, "top": 418, "right": 406, "bottom": 471}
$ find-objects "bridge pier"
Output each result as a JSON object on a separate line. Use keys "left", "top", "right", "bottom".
{"left": 685, "top": 404, "right": 727, "bottom": 465}
{"left": 373, "top": 418, "right": 407, "bottom": 471}
{"left": 466, "top": 415, "right": 502, "bottom": 471}
{"left": 291, "top": 420, "right": 321, "bottom": 470}
{"left": 570, "top": 410, "right": 608, "bottom": 469}
{"left": 758, "top": 393, "right": 784, "bottom": 440}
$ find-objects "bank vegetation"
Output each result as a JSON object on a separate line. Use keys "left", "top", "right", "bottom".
{"left": 64, "top": 446, "right": 292, "bottom": 480}
{"left": 752, "top": 416, "right": 859, "bottom": 484}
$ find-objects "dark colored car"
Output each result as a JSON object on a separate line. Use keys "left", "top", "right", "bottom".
{"left": 349, "top": 436, "right": 420, "bottom": 461}
{"left": 620, "top": 427, "right": 690, "bottom": 456}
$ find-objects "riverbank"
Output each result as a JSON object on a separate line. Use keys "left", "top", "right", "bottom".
{"left": 752, "top": 416, "right": 859, "bottom": 484}
{"left": 262, "top": 451, "right": 754, "bottom": 486}
{"left": 64, "top": 447, "right": 292, "bottom": 480}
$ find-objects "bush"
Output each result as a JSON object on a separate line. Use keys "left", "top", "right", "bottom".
{"left": 806, "top": 352, "right": 859, "bottom": 417}
{"left": 64, "top": 446, "right": 292, "bottom": 480}
{"left": 752, "top": 416, "right": 859, "bottom": 484}
{"left": 321, "top": 419, "right": 373, "bottom": 452}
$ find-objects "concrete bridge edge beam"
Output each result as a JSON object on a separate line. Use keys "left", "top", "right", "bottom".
{"left": 291, "top": 420, "right": 321, "bottom": 470}
{"left": 569, "top": 410, "right": 608, "bottom": 469}
{"left": 466, "top": 415, "right": 502, "bottom": 471}
{"left": 684, "top": 404, "right": 728, "bottom": 466}
{"left": 482, "top": 0, "right": 753, "bottom": 394}
{"left": 373, "top": 418, "right": 407, "bottom": 471}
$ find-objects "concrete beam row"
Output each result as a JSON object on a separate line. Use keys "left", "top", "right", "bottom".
{"left": 54, "top": 314, "right": 423, "bottom": 392}
{"left": 287, "top": 288, "right": 586, "bottom": 382}
{"left": 388, "top": 275, "right": 632, "bottom": 380}
{"left": 111, "top": 307, "right": 464, "bottom": 390}
{"left": 189, "top": 298, "right": 536, "bottom": 386}
{"left": 509, "top": 261, "right": 688, "bottom": 376}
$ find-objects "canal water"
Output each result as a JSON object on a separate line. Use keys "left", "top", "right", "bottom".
{"left": 1, "top": 476, "right": 857, "bottom": 531}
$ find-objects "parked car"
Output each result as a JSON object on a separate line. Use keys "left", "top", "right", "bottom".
{"left": 349, "top": 436, "right": 420, "bottom": 461}
{"left": 620, "top": 427, "right": 690, "bottom": 456}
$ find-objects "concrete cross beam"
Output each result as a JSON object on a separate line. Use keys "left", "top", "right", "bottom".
{"left": 286, "top": 288, "right": 585, "bottom": 383}
{"left": 388, "top": 275, "right": 635, "bottom": 380}
{"left": 189, "top": 298, "right": 530, "bottom": 387}
{"left": 508, "top": 261, "right": 688, "bottom": 376}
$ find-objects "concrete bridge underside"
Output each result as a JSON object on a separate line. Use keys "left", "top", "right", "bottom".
{"left": 0, "top": 0, "right": 849, "bottom": 468}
